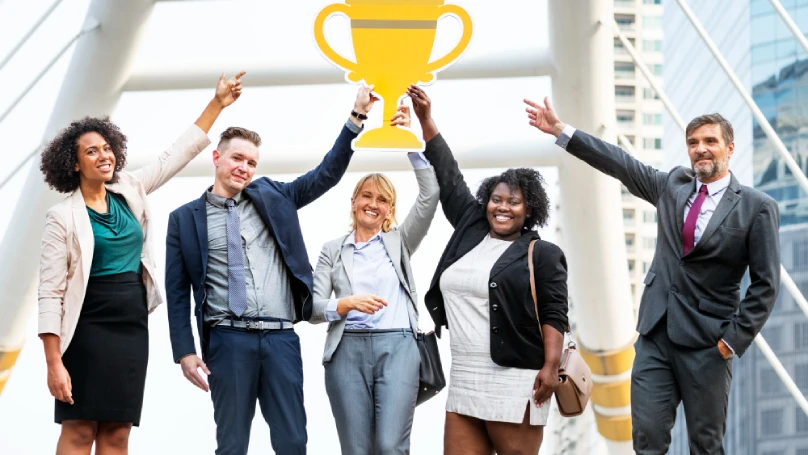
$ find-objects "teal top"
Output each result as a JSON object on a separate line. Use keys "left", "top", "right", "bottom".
{"left": 87, "top": 191, "right": 144, "bottom": 277}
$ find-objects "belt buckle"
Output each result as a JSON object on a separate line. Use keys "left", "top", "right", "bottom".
{"left": 245, "top": 320, "right": 262, "bottom": 331}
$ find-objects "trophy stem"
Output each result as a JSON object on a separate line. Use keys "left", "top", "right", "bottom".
{"left": 353, "top": 91, "right": 425, "bottom": 151}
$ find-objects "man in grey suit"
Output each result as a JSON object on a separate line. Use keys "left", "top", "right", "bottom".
{"left": 524, "top": 97, "right": 780, "bottom": 454}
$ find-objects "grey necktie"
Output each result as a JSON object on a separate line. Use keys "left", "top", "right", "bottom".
{"left": 226, "top": 198, "right": 247, "bottom": 316}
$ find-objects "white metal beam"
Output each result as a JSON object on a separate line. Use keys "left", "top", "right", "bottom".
{"left": 674, "top": 0, "right": 808, "bottom": 196}
{"left": 0, "top": 0, "right": 64, "bottom": 73}
{"left": 124, "top": 47, "right": 554, "bottom": 91}
{"left": 125, "top": 140, "right": 563, "bottom": 178}
{"left": 768, "top": 0, "right": 808, "bottom": 55}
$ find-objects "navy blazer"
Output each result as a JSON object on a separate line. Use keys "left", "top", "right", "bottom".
{"left": 165, "top": 125, "right": 358, "bottom": 362}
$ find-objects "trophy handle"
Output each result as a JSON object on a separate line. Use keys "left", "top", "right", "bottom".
{"left": 424, "top": 5, "right": 473, "bottom": 77}
{"left": 314, "top": 4, "right": 361, "bottom": 81}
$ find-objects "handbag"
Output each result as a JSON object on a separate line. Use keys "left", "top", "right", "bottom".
{"left": 528, "top": 240, "right": 593, "bottom": 417}
{"left": 415, "top": 330, "right": 446, "bottom": 406}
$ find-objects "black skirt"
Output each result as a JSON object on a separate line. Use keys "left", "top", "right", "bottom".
{"left": 55, "top": 272, "right": 149, "bottom": 426}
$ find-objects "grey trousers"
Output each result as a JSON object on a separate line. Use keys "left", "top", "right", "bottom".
{"left": 632, "top": 319, "right": 733, "bottom": 455}
{"left": 324, "top": 329, "right": 420, "bottom": 455}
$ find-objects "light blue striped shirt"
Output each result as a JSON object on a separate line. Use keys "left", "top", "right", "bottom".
{"left": 323, "top": 152, "right": 429, "bottom": 329}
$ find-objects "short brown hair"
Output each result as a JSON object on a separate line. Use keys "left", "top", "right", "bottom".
{"left": 217, "top": 126, "right": 262, "bottom": 151}
{"left": 685, "top": 114, "right": 734, "bottom": 146}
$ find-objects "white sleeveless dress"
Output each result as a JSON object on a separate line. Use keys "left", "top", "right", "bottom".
{"left": 440, "top": 234, "right": 551, "bottom": 425}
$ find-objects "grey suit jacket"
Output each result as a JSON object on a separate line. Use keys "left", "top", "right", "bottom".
{"left": 565, "top": 129, "right": 780, "bottom": 357}
{"left": 311, "top": 165, "right": 440, "bottom": 363}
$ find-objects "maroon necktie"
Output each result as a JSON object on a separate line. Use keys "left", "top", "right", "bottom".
{"left": 682, "top": 184, "right": 709, "bottom": 255}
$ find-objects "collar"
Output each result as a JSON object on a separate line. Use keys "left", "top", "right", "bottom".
{"left": 206, "top": 186, "right": 245, "bottom": 209}
{"left": 696, "top": 172, "right": 732, "bottom": 197}
{"left": 344, "top": 230, "right": 383, "bottom": 247}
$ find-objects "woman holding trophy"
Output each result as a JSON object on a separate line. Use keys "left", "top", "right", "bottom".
{"left": 407, "top": 84, "right": 569, "bottom": 455}
{"left": 310, "top": 105, "right": 441, "bottom": 454}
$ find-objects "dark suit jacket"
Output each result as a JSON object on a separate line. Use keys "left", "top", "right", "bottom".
{"left": 165, "top": 125, "right": 358, "bottom": 363}
{"left": 565, "top": 129, "right": 780, "bottom": 357}
{"left": 423, "top": 133, "right": 569, "bottom": 369}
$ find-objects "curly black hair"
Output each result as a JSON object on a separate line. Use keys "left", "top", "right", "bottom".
{"left": 39, "top": 116, "right": 128, "bottom": 193}
{"left": 475, "top": 168, "right": 551, "bottom": 231}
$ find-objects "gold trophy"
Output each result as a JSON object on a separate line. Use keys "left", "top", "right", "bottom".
{"left": 314, "top": 0, "right": 472, "bottom": 151}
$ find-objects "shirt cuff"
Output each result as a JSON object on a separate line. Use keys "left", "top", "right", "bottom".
{"left": 345, "top": 119, "right": 363, "bottom": 135}
{"left": 325, "top": 298, "right": 342, "bottom": 322}
{"left": 721, "top": 339, "right": 735, "bottom": 356}
{"left": 554, "top": 124, "right": 578, "bottom": 150}
{"left": 407, "top": 152, "right": 430, "bottom": 169}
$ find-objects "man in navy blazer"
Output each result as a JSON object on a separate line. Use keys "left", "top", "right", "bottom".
{"left": 165, "top": 87, "right": 377, "bottom": 455}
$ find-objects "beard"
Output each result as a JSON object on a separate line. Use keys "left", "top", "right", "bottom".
{"left": 693, "top": 156, "right": 728, "bottom": 181}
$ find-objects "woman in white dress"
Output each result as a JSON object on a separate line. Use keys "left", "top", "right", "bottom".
{"left": 406, "top": 85, "right": 569, "bottom": 455}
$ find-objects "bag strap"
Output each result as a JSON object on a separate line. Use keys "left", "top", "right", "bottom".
{"left": 528, "top": 240, "right": 542, "bottom": 337}
{"left": 528, "top": 239, "right": 572, "bottom": 335}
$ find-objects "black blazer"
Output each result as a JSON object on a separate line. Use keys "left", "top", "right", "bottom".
{"left": 165, "top": 125, "right": 358, "bottom": 362}
{"left": 423, "top": 133, "right": 569, "bottom": 370}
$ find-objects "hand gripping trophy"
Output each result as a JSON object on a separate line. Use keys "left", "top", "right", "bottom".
{"left": 314, "top": 0, "right": 472, "bottom": 151}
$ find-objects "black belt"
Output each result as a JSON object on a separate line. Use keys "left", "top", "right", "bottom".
{"left": 216, "top": 319, "right": 293, "bottom": 331}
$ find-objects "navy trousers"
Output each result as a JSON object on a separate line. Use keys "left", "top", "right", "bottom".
{"left": 207, "top": 324, "right": 307, "bottom": 455}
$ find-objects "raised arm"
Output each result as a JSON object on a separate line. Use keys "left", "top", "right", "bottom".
{"left": 387, "top": 104, "right": 440, "bottom": 255}
{"left": 407, "top": 85, "right": 478, "bottom": 229}
{"left": 525, "top": 97, "right": 669, "bottom": 206}
{"left": 722, "top": 198, "right": 781, "bottom": 357}
{"left": 287, "top": 86, "right": 378, "bottom": 209}
{"left": 132, "top": 72, "right": 244, "bottom": 194}
{"left": 399, "top": 159, "right": 439, "bottom": 256}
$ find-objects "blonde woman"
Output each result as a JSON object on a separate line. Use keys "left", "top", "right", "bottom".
{"left": 311, "top": 107, "right": 440, "bottom": 454}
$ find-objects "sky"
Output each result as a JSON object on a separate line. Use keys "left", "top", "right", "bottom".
{"left": 0, "top": 0, "right": 577, "bottom": 454}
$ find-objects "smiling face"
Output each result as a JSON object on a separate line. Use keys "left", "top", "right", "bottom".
{"left": 75, "top": 132, "right": 116, "bottom": 185}
{"left": 487, "top": 182, "right": 529, "bottom": 241}
{"left": 213, "top": 138, "right": 259, "bottom": 198}
{"left": 350, "top": 174, "right": 397, "bottom": 234}
{"left": 686, "top": 123, "right": 734, "bottom": 183}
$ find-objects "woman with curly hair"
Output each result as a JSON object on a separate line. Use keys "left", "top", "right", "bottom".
{"left": 405, "top": 85, "right": 568, "bottom": 455}
{"left": 38, "top": 71, "right": 244, "bottom": 455}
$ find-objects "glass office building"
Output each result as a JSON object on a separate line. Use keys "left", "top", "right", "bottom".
{"left": 666, "top": 1, "right": 808, "bottom": 454}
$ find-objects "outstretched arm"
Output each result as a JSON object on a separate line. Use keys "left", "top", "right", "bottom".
{"left": 407, "top": 85, "right": 478, "bottom": 229}
{"left": 287, "top": 86, "right": 379, "bottom": 208}
{"left": 524, "top": 97, "right": 669, "bottom": 206}
{"left": 133, "top": 72, "right": 245, "bottom": 194}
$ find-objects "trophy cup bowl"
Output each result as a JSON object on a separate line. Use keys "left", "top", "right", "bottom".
{"left": 314, "top": 1, "right": 472, "bottom": 151}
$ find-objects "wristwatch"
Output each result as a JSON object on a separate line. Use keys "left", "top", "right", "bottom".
{"left": 351, "top": 110, "right": 368, "bottom": 121}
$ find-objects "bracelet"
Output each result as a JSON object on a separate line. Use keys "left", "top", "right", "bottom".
{"left": 351, "top": 110, "right": 368, "bottom": 121}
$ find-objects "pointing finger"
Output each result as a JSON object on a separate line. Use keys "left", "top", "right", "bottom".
{"left": 233, "top": 71, "right": 246, "bottom": 80}
{"left": 523, "top": 98, "right": 541, "bottom": 110}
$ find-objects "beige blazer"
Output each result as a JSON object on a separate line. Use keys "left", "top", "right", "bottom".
{"left": 38, "top": 124, "right": 211, "bottom": 354}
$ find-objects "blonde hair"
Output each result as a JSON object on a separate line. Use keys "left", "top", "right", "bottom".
{"left": 350, "top": 173, "right": 397, "bottom": 233}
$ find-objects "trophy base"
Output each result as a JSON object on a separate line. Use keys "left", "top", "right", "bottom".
{"left": 354, "top": 126, "right": 424, "bottom": 151}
